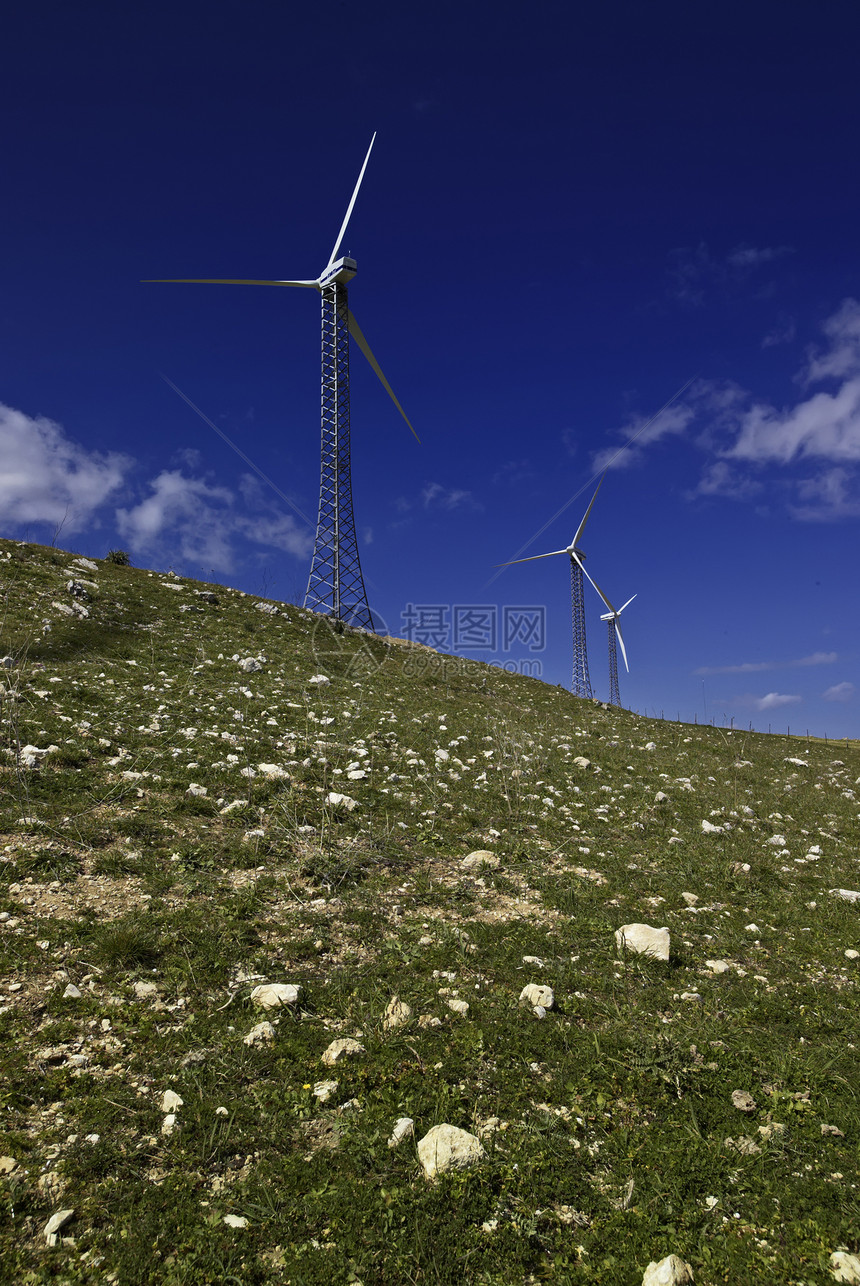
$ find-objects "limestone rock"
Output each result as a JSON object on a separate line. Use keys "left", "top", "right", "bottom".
{"left": 186, "top": 783, "right": 207, "bottom": 797}
{"left": 831, "top": 1251, "right": 860, "bottom": 1283}
{"left": 44, "top": 1208, "right": 75, "bottom": 1246}
{"left": 615, "top": 923, "right": 670, "bottom": 962}
{"left": 308, "top": 674, "right": 331, "bottom": 687}
{"left": 250, "top": 983, "right": 302, "bottom": 1009}
{"left": 325, "top": 792, "right": 359, "bottom": 812}
{"left": 244, "top": 1021, "right": 275, "bottom": 1046}
{"left": 701, "top": 819, "right": 724, "bottom": 834}
{"left": 322, "top": 1037, "right": 365, "bottom": 1066}
{"left": 161, "top": 1090, "right": 184, "bottom": 1112}
{"left": 223, "top": 1214, "right": 248, "bottom": 1228}
{"left": 461, "top": 850, "right": 500, "bottom": 869}
{"left": 731, "top": 1089, "right": 756, "bottom": 1113}
{"left": 706, "top": 960, "right": 730, "bottom": 974}
{"left": 62, "top": 983, "right": 82, "bottom": 999}
{"left": 417, "top": 1124, "right": 486, "bottom": 1178}
{"left": 0, "top": 1157, "right": 17, "bottom": 1174}
{"left": 418, "top": 1015, "right": 442, "bottom": 1029}
{"left": 257, "top": 763, "right": 290, "bottom": 780}
{"left": 519, "top": 983, "right": 555, "bottom": 1011}
{"left": 832, "top": 889, "right": 860, "bottom": 903}
{"left": 388, "top": 1117, "right": 415, "bottom": 1148}
{"left": 383, "top": 996, "right": 412, "bottom": 1030}
{"left": 238, "top": 657, "right": 263, "bottom": 673}
{"left": 313, "top": 1080, "right": 338, "bottom": 1102}
{"left": 642, "top": 1255, "right": 694, "bottom": 1285}
{"left": 161, "top": 1113, "right": 178, "bottom": 1136}
{"left": 447, "top": 998, "right": 470, "bottom": 1016}
{"left": 133, "top": 981, "right": 158, "bottom": 999}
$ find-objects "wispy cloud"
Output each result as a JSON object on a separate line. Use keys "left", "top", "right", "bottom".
{"left": 823, "top": 681, "right": 855, "bottom": 702}
{"left": 695, "top": 651, "right": 837, "bottom": 676}
{"left": 755, "top": 691, "right": 802, "bottom": 711}
{"left": 421, "top": 482, "right": 478, "bottom": 511}
{"left": 667, "top": 241, "right": 793, "bottom": 306}
{"left": 0, "top": 403, "right": 130, "bottom": 534}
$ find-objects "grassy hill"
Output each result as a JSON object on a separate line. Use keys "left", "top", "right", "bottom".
{"left": 1, "top": 536, "right": 859, "bottom": 1285}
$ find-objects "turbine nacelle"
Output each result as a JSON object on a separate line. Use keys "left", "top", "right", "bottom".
{"left": 318, "top": 256, "right": 357, "bottom": 288}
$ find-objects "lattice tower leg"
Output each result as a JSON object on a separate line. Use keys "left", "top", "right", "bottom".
{"left": 303, "top": 281, "right": 374, "bottom": 630}
{"left": 570, "top": 556, "right": 592, "bottom": 698}
{"left": 608, "top": 620, "right": 620, "bottom": 706}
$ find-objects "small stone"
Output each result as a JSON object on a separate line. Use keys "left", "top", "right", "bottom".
{"left": 215, "top": 1106, "right": 229, "bottom": 1116}
{"left": 706, "top": 959, "right": 730, "bottom": 974}
{"left": 654, "top": 791, "right": 669, "bottom": 803}
{"left": 745, "top": 924, "right": 760, "bottom": 933}
{"left": 388, "top": 1117, "right": 415, "bottom": 1148}
{"left": 244, "top": 1021, "right": 275, "bottom": 1046}
{"left": 418, "top": 1015, "right": 442, "bottom": 1029}
{"left": 701, "top": 819, "right": 724, "bottom": 834}
{"left": 186, "top": 783, "right": 207, "bottom": 797}
{"left": 832, "top": 889, "right": 860, "bottom": 903}
{"left": 257, "top": 763, "right": 290, "bottom": 780}
{"left": 197, "top": 591, "right": 220, "bottom": 604}
{"left": 615, "top": 923, "right": 670, "bottom": 962}
{"left": 313, "top": 1080, "right": 338, "bottom": 1102}
{"left": 322, "top": 1037, "right": 365, "bottom": 1066}
{"left": 325, "top": 792, "right": 359, "bottom": 812}
{"left": 161, "top": 1113, "right": 178, "bottom": 1136}
{"left": 62, "top": 983, "right": 82, "bottom": 999}
{"left": 822, "top": 1123, "right": 845, "bottom": 1137}
{"left": 519, "top": 983, "right": 555, "bottom": 1011}
{"left": 161, "top": 1090, "right": 184, "bottom": 1112}
{"left": 845, "top": 950, "right": 859, "bottom": 960}
{"left": 417, "top": 1124, "right": 485, "bottom": 1179}
{"left": 447, "top": 998, "right": 470, "bottom": 1016}
{"left": 642, "top": 1254, "right": 694, "bottom": 1285}
{"left": 461, "top": 849, "right": 500, "bottom": 869}
{"left": 831, "top": 1251, "right": 860, "bottom": 1284}
{"left": 0, "top": 1157, "right": 17, "bottom": 1174}
{"left": 250, "top": 983, "right": 301, "bottom": 1010}
{"left": 223, "top": 1214, "right": 248, "bottom": 1228}
{"left": 133, "top": 981, "right": 158, "bottom": 998}
{"left": 44, "top": 1209, "right": 75, "bottom": 1246}
{"left": 308, "top": 674, "right": 330, "bottom": 687}
{"left": 238, "top": 657, "right": 262, "bottom": 673}
{"left": 383, "top": 996, "right": 412, "bottom": 1030}
{"left": 681, "top": 892, "right": 699, "bottom": 906}
{"left": 731, "top": 1089, "right": 756, "bottom": 1113}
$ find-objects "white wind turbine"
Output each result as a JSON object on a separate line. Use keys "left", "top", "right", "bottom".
{"left": 145, "top": 132, "right": 417, "bottom": 631}
{"left": 498, "top": 477, "right": 612, "bottom": 698}
{"left": 598, "top": 593, "right": 636, "bottom": 707}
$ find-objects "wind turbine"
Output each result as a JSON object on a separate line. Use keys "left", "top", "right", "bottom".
{"left": 599, "top": 594, "right": 636, "bottom": 707}
{"left": 144, "top": 132, "right": 418, "bottom": 631}
{"left": 498, "top": 477, "right": 609, "bottom": 698}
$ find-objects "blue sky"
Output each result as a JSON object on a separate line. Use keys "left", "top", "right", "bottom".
{"left": 2, "top": 0, "right": 859, "bottom": 737}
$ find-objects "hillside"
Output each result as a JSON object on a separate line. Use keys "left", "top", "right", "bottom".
{"left": 1, "top": 536, "right": 859, "bottom": 1285}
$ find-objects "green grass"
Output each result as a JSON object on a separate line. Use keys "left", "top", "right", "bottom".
{"left": 1, "top": 536, "right": 859, "bottom": 1283}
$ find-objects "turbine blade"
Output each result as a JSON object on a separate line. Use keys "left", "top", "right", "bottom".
{"left": 142, "top": 278, "right": 320, "bottom": 289}
{"left": 495, "top": 549, "right": 568, "bottom": 567}
{"left": 615, "top": 620, "right": 630, "bottom": 672}
{"left": 571, "top": 471, "right": 606, "bottom": 548}
{"left": 328, "top": 132, "right": 376, "bottom": 268}
{"left": 617, "top": 593, "right": 638, "bottom": 614}
{"left": 347, "top": 309, "right": 420, "bottom": 442}
{"left": 570, "top": 550, "right": 611, "bottom": 608}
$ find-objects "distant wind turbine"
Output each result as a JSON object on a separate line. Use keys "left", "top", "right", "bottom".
{"left": 144, "top": 132, "right": 418, "bottom": 631}
{"left": 599, "top": 594, "right": 636, "bottom": 707}
{"left": 497, "top": 476, "right": 610, "bottom": 698}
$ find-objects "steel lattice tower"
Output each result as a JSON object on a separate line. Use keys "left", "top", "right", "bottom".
{"left": 607, "top": 618, "right": 621, "bottom": 706}
{"left": 570, "top": 556, "right": 592, "bottom": 698}
{"left": 303, "top": 282, "right": 374, "bottom": 629}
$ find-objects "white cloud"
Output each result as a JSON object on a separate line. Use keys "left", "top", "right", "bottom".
{"left": 117, "top": 470, "right": 311, "bottom": 572}
{"left": 0, "top": 403, "right": 130, "bottom": 534}
{"left": 592, "top": 403, "right": 694, "bottom": 472}
{"left": 755, "top": 692, "right": 802, "bottom": 711}
{"left": 804, "top": 298, "right": 860, "bottom": 383}
{"left": 421, "top": 482, "right": 477, "bottom": 510}
{"left": 695, "top": 660, "right": 771, "bottom": 676}
{"left": 725, "top": 244, "right": 793, "bottom": 269}
{"left": 726, "top": 378, "right": 860, "bottom": 465}
{"left": 823, "top": 681, "right": 855, "bottom": 702}
{"left": 794, "top": 651, "right": 838, "bottom": 667}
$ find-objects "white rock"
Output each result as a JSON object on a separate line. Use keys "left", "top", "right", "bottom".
{"left": 238, "top": 657, "right": 262, "bottom": 673}
{"left": 615, "top": 924, "right": 670, "bottom": 962}
{"left": 417, "top": 1124, "right": 486, "bottom": 1178}
{"left": 573, "top": 756, "right": 591, "bottom": 769}
{"left": 250, "top": 983, "right": 301, "bottom": 1009}
{"left": 642, "top": 1255, "right": 694, "bottom": 1285}
{"left": 654, "top": 791, "right": 669, "bottom": 803}
{"left": 706, "top": 960, "right": 730, "bottom": 974}
{"left": 257, "top": 763, "right": 290, "bottom": 780}
{"left": 845, "top": 950, "right": 860, "bottom": 960}
{"left": 161, "top": 1113, "right": 178, "bottom": 1136}
{"left": 831, "top": 1251, "right": 860, "bottom": 1284}
{"left": 346, "top": 769, "right": 367, "bottom": 780}
{"left": 701, "top": 819, "right": 724, "bottom": 834}
{"left": 388, "top": 1116, "right": 415, "bottom": 1148}
{"left": 133, "top": 981, "right": 158, "bottom": 999}
{"left": 745, "top": 924, "right": 760, "bottom": 933}
{"left": 731, "top": 1089, "right": 756, "bottom": 1113}
{"left": 44, "top": 1208, "right": 75, "bottom": 1245}
{"left": 308, "top": 674, "right": 330, "bottom": 686}
{"left": 313, "top": 1080, "right": 338, "bottom": 1102}
{"left": 325, "top": 792, "right": 359, "bottom": 812}
{"left": 461, "top": 850, "right": 500, "bottom": 869}
{"left": 681, "top": 892, "right": 699, "bottom": 906}
{"left": 519, "top": 983, "right": 555, "bottom": 1011}
{"left": 223, "top": 1214, "right": 248, "bottom": 1228}
{"left": 62, "top": 983, "right": 82, "bottom": 999}
{"left": 644, "top": 741, "right": 657, "bottom": 750}
{"left": 447, "top": 998, "right": 470, "bottom": 1016}
{"left": 19, "top": 744, "right": 55, "bottom": 769}
{"left": 161, "top": 1090, "right": 184, "bottom": 1112}
{"left": 832, "top": 889, "right": 860, "bottom": 902}
{"left": 186, "top": 783, "right": 207, "bottom": 797}
{"left": 383, "top": 996, "right": 412, "bottom": 1030}
{"left": 322, "top": 1037, "right": 365, "bottom": 1066}
{"left": 522, "top": 955, "right": 545, "bottom": 967}
{"left": 244, "top": 1021, "right": 275, "bottom": 1046}
{"left": 434, "top": 749, "right": 450, "bottom": 762}
{"left": 72, "top": 557, "right": 98, "bottom": 571}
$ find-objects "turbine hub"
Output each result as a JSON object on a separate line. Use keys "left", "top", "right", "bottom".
{"left": 319, "top": 256, "right": 357, "bottom": 288}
